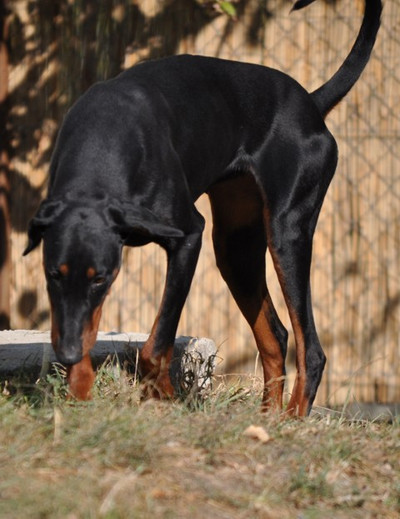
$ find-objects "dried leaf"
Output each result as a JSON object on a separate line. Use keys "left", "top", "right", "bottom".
{"left": 243, "top": 425, "right": 271, "bottom": 443}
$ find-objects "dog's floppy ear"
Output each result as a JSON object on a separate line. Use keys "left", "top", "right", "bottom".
{"left": 109, "top": 202, "right": 185, "bottom": 246}
{"left": 23, "top": 199, "right": 66, "bottom": 255}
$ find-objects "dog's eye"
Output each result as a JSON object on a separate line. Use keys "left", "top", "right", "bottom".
{"left": 47, "top": 264, "right": 69, "bottom": 282}
{"left": 48, "top": 270, "right": 62, "bottom": 281}
{"left": 92, "top": 276, "right": 106, "bottom": 287}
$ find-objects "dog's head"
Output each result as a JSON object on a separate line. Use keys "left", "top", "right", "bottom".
{"left": 24, "top": 196, "right": 184, "bottom": 366}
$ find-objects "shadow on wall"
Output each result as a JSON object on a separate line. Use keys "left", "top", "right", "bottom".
{"left": 7, "top": 0, "right": 287, "bottom": 205}
{"left": 7, "top": 0, "right": 343, "bottom": 330}
{"left": 7, "top": 0, "right": 301, "bottom": 236}
{"left": 17, "top": 289, "right": 49, "bottom": 329}
{"left": 6, "top": 0, "right": 266, "bottom": 329}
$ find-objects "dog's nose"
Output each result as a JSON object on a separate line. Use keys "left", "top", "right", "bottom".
{"left": 56, "top": 347, "right": 83, "bottom": 366}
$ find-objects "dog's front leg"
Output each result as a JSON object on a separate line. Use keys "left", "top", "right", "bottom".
{"left": 140, "top": 230, "right": 203, "bottom": 399}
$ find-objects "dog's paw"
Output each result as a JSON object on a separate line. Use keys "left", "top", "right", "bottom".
{"left": 140, "top": 373, "right": 175, "bottom": 401}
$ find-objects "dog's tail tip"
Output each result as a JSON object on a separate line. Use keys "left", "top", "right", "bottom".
{"left": 291, "top": 0, "right": 316, "bottom": 12}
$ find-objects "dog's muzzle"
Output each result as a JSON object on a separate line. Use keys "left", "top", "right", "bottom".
{"left": 54, "top": 341, "right": 83, "bottom": 366}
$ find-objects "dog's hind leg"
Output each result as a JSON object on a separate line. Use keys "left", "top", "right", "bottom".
{"left": 259, "top": 138, "right": 337, "bottom": 416}
{"left": 266, "top": 217, "right": 326, "bottom": 417}
{"left": 208, "top": 174, "right": 288, "bottom": 411}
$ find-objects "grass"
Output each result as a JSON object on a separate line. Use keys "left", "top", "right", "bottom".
{"left": 0, "top": 364, "right": 399, "bottom": 519}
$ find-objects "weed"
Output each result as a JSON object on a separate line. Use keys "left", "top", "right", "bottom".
{"left": 289, "top": 465, "right": 333, "bottom": 502}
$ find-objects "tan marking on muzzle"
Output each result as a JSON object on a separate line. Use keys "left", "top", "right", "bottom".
{"left": 82, "top": 303, "right": 103, "bottom": 356}
{"left": 66, "top": 304, "right": 104, "bottom": 401}
{"left": 67, "top": 355, "right": 95, "bottom": 400}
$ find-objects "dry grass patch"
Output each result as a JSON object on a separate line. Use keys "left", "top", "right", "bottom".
{"left": 1, "top": 365, "right": 399, "bottom": 518}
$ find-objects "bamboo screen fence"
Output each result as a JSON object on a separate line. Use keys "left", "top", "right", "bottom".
{"left": 7, "top": 0, "right": 400, "bottom": 405}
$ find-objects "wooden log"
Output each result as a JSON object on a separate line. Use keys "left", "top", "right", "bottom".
{"left": 0, "top": 330, "right": 216, "bottom": 396}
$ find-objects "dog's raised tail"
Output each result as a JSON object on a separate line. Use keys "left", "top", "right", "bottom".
{"left": 293, "top": 0, "right": 382, "bottom": 117}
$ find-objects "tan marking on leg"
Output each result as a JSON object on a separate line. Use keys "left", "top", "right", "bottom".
{"left": 285, "top": 313, "right": 309, "bottom": 417}
{"left": 140, "top": 335, "right": 175, "bottom": 400}
{"left": 263, "top": 210, "right": 310, "bottom": 418}
{"left": 234, "top": 292, "right": 285, "bottom": 411}
{"left": 270, "top": 261, "right": 309, "bottom": 417}
{"left": 252, "top": 300, "right": 285, "bottom": 411}
{"left": 140, "top": 314, "right": 160, "bottom": 371}
{"left": 153, "top": 347, "right": 175, "bottom": 398}
{"left": 211, "top": 249, "right": 285, "bottom": 411}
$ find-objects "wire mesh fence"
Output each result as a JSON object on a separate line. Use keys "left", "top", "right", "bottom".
{"left": 8, "top": 0, "right": 400, "bottom": 405}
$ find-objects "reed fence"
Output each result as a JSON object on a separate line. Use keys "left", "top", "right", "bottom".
{"left": 7, "top": 0, "right": 400, "bottom": 405}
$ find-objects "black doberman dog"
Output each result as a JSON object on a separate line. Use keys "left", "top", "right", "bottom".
{"left": 24, "top": 0, "right": 381, "bottom": 415}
